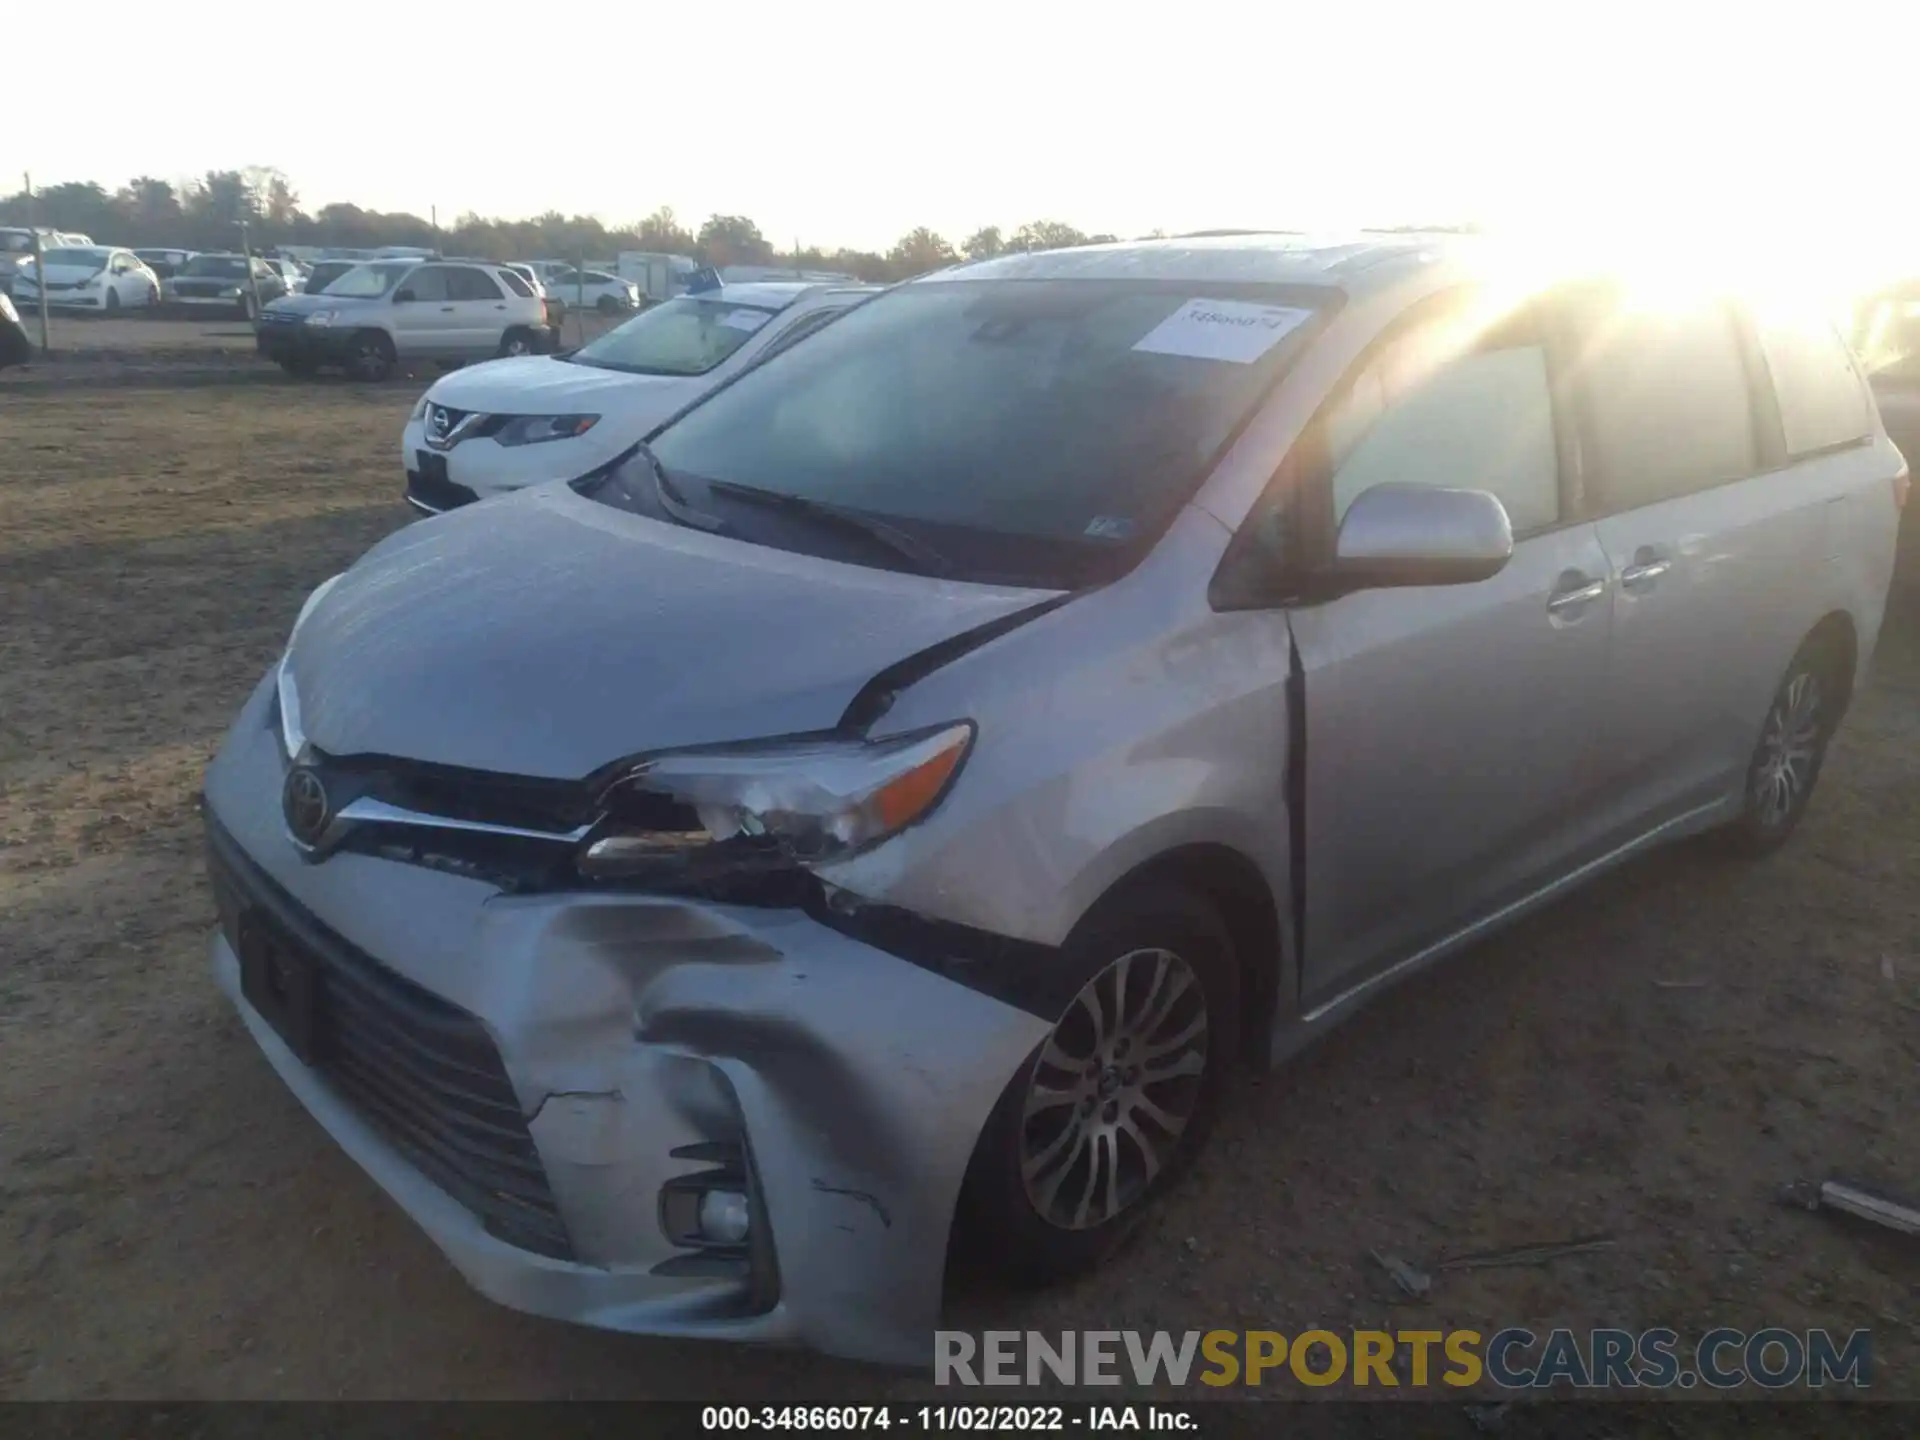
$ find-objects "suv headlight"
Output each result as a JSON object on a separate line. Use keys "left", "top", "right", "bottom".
{"left": 495, "top": 414, "right": 599, "bottom": 447}
{"left": 409, "top": 391, "right": 433, "bottom": 421}
{"left": 305, "top": 309, "right": 338, "bottom": 327}
{"left": 579, "top": 722, "right": 973, "bottom": 877}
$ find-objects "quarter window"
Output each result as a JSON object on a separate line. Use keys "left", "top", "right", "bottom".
{"left": 1571, "top": 292, "right": 1759, "bottom": 511}
{"left": 1754, "top": 309, "right": 1873, "bottom": 459}
{"left": 1324, "top": 305, "right": 1562, "bottom": 534}
{"left": 498, "top": 268, "right": 534, "bottom": 298}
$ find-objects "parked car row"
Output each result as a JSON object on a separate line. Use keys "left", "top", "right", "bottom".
{"left": 199, "top": 234, "right": 1905, "bottom": 1369}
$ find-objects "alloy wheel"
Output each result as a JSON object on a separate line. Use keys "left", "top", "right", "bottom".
{"left": 1752, "top": 670, "right": 1823, "bottom": 831}
{"left": 1019, "top": 947, "right": 1209, "bottom": 1231}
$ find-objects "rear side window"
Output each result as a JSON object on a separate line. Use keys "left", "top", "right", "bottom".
{"left": 1754, "top": 310, "right": 1873, "bottom": 459}
{"left": 1570, "top": 292, "right": 1758, "bottom": 511}
{"left": 498, "top": 268, "right": 534, "bottom": 298}
{"left": 401, "top": 266, "right": 450, "bottom": 302}
{"left": 447, "top": 267, "right": 501, "bottom": 301}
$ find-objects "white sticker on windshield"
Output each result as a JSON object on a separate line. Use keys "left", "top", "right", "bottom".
{"left": 719, "top": 309, "right": 770, "bottom": 333}
{"left": 1131, "top": 298, "right": 1315, "bottom": 364}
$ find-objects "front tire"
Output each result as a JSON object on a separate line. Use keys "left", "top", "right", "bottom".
{"left": 1721, "top": 641, "right": 1846, "bottom": 856}
{"left": 344, "top": 330, "right": 395, "bottom": 382}
{"left": 958, "top": 883, "right": 1239, "bottom": 1283}
{"left": 105, "top": 289, "right": 121, "bottom": 314}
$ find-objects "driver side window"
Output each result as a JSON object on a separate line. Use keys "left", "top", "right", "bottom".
{"left": 1324, "top": 305, "right": 1562, "bottom": 535}
{"left": 401, "top": 266, "right": 450, "bottom": 302}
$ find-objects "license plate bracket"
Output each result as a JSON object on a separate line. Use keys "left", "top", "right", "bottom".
{"left": 238, "top": 913, "right": 324, "bottom": 1066}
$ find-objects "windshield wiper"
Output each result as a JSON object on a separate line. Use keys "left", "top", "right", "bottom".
{"left": 628, "top": 443, "right": 726, "bottom": 532}
{"left": 704, "top": 480, "right": 954, "bottom": 578}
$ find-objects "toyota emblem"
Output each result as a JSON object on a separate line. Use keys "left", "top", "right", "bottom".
{"left": 282, "top": 766, "right": 332, "bottom": 848}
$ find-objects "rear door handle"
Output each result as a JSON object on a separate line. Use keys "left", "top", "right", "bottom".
{"left": 1547, "top": 576, "right": 1607, "bottom": 614}
{"left": 439, "top": 305, "right": 455, "bottom": 312}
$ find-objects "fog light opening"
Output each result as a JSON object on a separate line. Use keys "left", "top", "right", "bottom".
{"left": 696, "top": 1188, "right": 751, "bottom": 1245}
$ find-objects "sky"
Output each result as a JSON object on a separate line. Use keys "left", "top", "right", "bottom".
{"left": 11, "top": 0, "right": 1920, "bottom": 277}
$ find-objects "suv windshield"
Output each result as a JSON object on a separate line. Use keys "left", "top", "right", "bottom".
{"left": 632, "top": 279, "right": 1330, "bottom": 586}
{"left": 305, "top": 262, "right": 357, "bottom": 294}
{"left": 321, "top": 262, "right": 415, "bottom": 298}
{"left": 181, "top": 255, "right": 248, "bottom": 279}
{"left": 2, "top": 231, "right": 36, "bottom": 254}
{"left": 43, "top": 248, "right": 108, "bottom": 268}
{"left": 568, "top": 296, "right": 779, "bottom": 376}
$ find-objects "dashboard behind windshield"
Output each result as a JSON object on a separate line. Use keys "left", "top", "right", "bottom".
{"left": 568, "top": 296, "right": 778, "bottom": 376}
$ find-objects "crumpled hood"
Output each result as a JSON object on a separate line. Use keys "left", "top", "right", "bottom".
{"left": 424, "top": 354, "right": 698, "bottom": 421}
{"left": 289, "top": 486, "right": 1052, "bottom": 778}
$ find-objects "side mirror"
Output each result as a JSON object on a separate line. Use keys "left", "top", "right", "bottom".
{"left": 1330, "top": 483, "right": 1513, "bottom": 590}
{"left": 393, "top": 289, "right": 416, "bottom": 303}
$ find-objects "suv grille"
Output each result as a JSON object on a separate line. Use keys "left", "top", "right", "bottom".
{"left": 204, "top": 813, "right": 574, "bottom": 1259}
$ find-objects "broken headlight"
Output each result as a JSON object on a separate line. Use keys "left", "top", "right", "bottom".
{"left": 578, "top": 722, "right": 973, "bottom": 878}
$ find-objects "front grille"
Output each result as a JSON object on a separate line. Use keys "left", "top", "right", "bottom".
{"left": 407, "top": 468, "right": 479, "bottom": 512}
{"left": 204, "top": 814, "right": 574, "bottom": 1259}
{"left": 259, "top": 310, "right": 302, "bottom": 326}
{"left": 45, "top": 281, "right": 79, "bottom": 292}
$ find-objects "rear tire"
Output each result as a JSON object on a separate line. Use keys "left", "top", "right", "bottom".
{"left": 498, "top": 327, "right": 535, "bottom": 359}
{"left": 344, "top": 330, "right": 395, "bottom": 382}
{"left": 595, "top": 295, "right": 620, "bottom": 315}
{"left": 1719, "top": 638, "right": 1848, "bottom": 857}
{"left": 956, "top": 883, "right": 1240, "bottom": 1284}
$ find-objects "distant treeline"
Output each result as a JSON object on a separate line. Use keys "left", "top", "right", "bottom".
{"left": 0, "top": 168, "right": 1133, "bottom": 282}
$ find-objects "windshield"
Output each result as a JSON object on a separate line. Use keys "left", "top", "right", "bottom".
{"left": 320, "top": 262, "right": 414, "bottom": 298}
{"left": 569, "top": 296, "right": 779, "bottom": 376}
{"left": 635, "top": 279, "right": 1329, "bottom": 585}
{"left": 181, "top": 255, "right": 248, "bottom": 278}
{"left": 43, "top": 247, "right": 109, "bottom": 268}
{"left": 306, "top": 262, "right": 356, "bottom": 294}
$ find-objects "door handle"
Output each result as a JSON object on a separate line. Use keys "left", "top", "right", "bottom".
{"left": 439, "top": 305, "right": 455, "bottom": 312}
{"left": 1547, "top": 577, "right": 1607, "bottom": 613}
{"left": 1620, "top": 557, "right": 1671, "bottom": 589}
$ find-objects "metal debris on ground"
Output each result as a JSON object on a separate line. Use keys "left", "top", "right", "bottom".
{"left": 1369, "top": 1248, "right": 1432, "bottom": 1298}
{"left": 1652, "top": 978, "right": 1710, "bottom": 989}
{"left": 1435, "top": 1235, "right": 1617, "bottom": 1271}
{"left": 1780, "top": 1178, "right": 1920, "bottom": 1237}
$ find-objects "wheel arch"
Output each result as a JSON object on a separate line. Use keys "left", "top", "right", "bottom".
{"left": 1079, "top": 842, "right": 1287, "bottom": 1068}
{"left": 1802, "top": 609, "right": 1859, "bottom": 717}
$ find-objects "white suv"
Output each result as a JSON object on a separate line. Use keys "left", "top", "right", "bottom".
{"left": 400, "top": 281, "right": 876, "bottom": 513}
{"left": 256, "top": 260, "right": 551, "bottom": 380}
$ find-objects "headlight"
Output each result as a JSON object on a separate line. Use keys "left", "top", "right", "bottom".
{"left": 276, "top": 572, "right": 346, "bottom": 757}
{"left": 578, "top": 722, "right": 974, "bottom": 878}
{"left": 305, "top": 309, "right": 337, "bottom": 327}
{"left": 224, "top": 286, "right": 242, "bottom": 297}
{"left": 408, "top": 391, "right": 433, "bottom": 421}
{"left": 494, "top": 414, "right": 599, "bottom": 447}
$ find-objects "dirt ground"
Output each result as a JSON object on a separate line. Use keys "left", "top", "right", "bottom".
{"left": 1, "top": 370, "right": 1917, "bottom": 1405}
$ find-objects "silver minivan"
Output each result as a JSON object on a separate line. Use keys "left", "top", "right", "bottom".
{"left": 202, "top": 236, "right": 1905, "bottom": 1365}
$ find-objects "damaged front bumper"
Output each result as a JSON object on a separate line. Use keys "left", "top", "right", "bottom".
{"left": 202, "top": 678, "right": 1049, "bottom": 1366}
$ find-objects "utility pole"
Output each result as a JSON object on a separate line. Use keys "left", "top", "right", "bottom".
{"left": 238, "top": 218, "right": 264, "bottom": 321}
{"left": 24, "top": 171, "right": 51, "bottom": 355}
{"left": 431, "top": 205, "right": 440, "bottom": 256}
